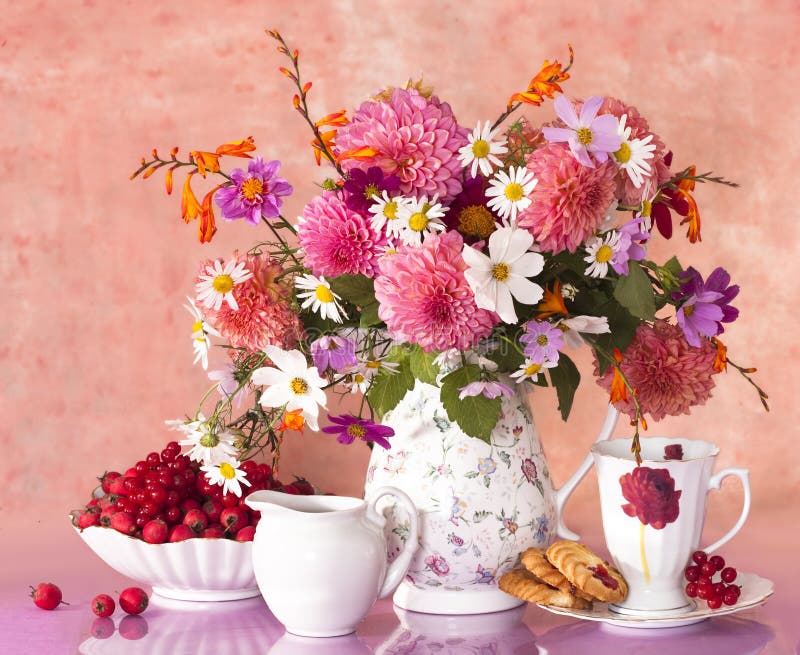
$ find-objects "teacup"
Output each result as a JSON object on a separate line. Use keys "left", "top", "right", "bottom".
{"left": 591, "top": 437, "right": 750, "bottom": 617}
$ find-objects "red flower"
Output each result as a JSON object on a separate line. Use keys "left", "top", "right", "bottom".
{"left": 521, "top": 458, "right": 538, "bottom": 484}
{"left": 619, "top": 467, "right": 681, "bottom": 530}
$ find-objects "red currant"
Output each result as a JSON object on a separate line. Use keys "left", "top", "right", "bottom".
{"left": 685, "top": 582, "right": 698, "bottom": 598}
{"left": 684, "top": 565, "right": 700, "bottom": 582}
{"left": 691, "top": 550, "right": 708, "bottom": 566}
{"left": 700, "top": 561, "right": 717, "bottom": 578}
{"left": 709, "top": 555, "right": 725, "bottom": 572}
{"left": 721, "top": 566, "right": 737, "bottom": 583}
{"left": 712, "top": 582, "right": 726, "bottom": 597}
{"left": 697, "top": 585, "right": 713, "bottom": 600}
{"left": 723, "top": 589, "right": 739, "bottom": 606}
{"left": 706, "top": 595, "right": 723, "bottom": 610}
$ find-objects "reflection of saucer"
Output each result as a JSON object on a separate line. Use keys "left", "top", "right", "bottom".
{"left": 270, "top": 632, "right": 374, "bottom": 654}
{"left": 537, "top": 572, "right": 773, "bottom": 629}
{"left": 537, "top": 615, "right": 774, "bottom": 655}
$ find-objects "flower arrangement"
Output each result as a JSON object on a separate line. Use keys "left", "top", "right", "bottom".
{"left": 131, "top": 30, "right": 766, "bottom": 496}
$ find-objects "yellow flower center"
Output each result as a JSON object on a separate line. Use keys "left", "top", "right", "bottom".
{"left": 364, "top": 183, "right": 380, "bottom": 200}
{"left": 315, "top": 284, "right": 334, "bottom": 303}
{"left": 641, "top": 200, "right": 652, "bottom": 218}
{"left": 408, "top": 212, "right": 429, "bottom": 232}
{"left": 683, "top": 304, "right": 695, "bottom": 318}
{"left": 614, "top": 142, "right": 632, "bottom": 164}
{"left": 353, "top": 373, "right": 366, "bottom": 384}
{"left": 241, "top": 178, "right": 264, "bottom": 201}
{"left": 504, "top": 182, "right": 524, "bottom": 202}
{"left": 365, "top": 360, "right": 381, "bottom": 369}
{"left": 576, "top": 127, "right": 593, "bottom": 145}
{"left": 458, "top": 206, "right": 496, "bottom": 238}
{"left": 536, "top": 334, "right": 549, "bottom": 346}
{"left": 192, "top": 320, "right": 203, "bottom": 333}
{"left": 472, "top": 139, "right": 491, "bottom": 159}
{"left": 212, "top": 274, "right": 234, "bottom": 294}
{"left": 347, "top": 424, "right": 367, "bottom": 438}
{"left": 595, "top": 244, "right": 613, "bottom": 263}
{"left": 383, "top": 201, "right": 399, "bottom": 220}
{"left": 525, "top": 362, "right": 543, "bottom": 376}
{"left": 492, "top": 262, "right": 511, "bottom": 282}
{"left": 199, "top": 432, "right": 219, "bottom": 448}
{"left": 290, "top": 377, "right": 309, "bottom": 395}
{"left": 219, "top": 462, "right": 236, "bottom": 480}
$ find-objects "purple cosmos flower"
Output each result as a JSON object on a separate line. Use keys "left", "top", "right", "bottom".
{"left": 443, "top": 175, "right": 497, "bottom": 243}
{"left": 611, "top": 216, "right": 650, "bottom": 275}
{"left": 520, "top": 320, "right": 564, "bottom": 363}
{"left": 673, "top": 267, "right": 739, "bottom": 347}
{"left": 322, "top": 414, "right": 394, "bottom": 450}
{"left": 215, "top": 157, "right": 293, "bottom": 225}
{"left": 310, "top": 335, "right": 358, "bottom": 373}
{"left": 343, "top": 166, "right": 400, "bottom": 214}
{"left": 458, "top": 380, "right": 514, "bottom": 400}
{"left": 542, "top": 96, "right": 622, "bottom": 168}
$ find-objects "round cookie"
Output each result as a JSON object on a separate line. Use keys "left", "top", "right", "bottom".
{"left": 545, "top": 540, "right": 628, "bottom": 603}
{"left": 520, "top": 547, "right": 595, "bottom": 602}
{"left": 499, "top": 568, "right": 593, "bottom": 609}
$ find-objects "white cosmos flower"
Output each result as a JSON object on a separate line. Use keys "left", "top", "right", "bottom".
{"left": 251, "top": 345, "right": 328, "bottom": 431}
{"left": 184, "top": 297, "right": 221, "bottom": 370}
{"left": 558, "top": 315, "right": 611, "bottom": 349}
{"left": 613, "top": 114, "right": 656, "bottom": 188}
{"left": 195, "top": 259, "right": 253, "bottom": 311}
{"left": 584, "top": 231, "right": 623, "bottom": 278}
{"left": 179, "top": 423, "right": 238, "bottom": 466}
{"left": 201, "top": 459, "right": 251, "bottom": 498}
{"left": 510, "top": 358, "right": 558, "bottom": 383}
{"left": 369, "top": 191, "right": 409, "bottom": 239}
{"left": 295, "top": 274, "right": 345, "bottom": 323}
{"left": 485, "top": 166, "right": 538, "bottom": 224}
{"left": 462, "top": 226, "right": 545, "bottom": 324}
{"left": 396, "top": 195, "right": 447, "bottom": 246}
{"left": 458, "top": 120, "right": 509, "bottom": 178}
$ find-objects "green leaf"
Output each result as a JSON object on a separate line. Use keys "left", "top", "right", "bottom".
{"left": 593, "top": 297, "right": 640, "bottom": 375}
{"left": 409, "top": 345, "right": 441, "bottom": 385}
{"left": 614, "top": 263, "right": 656, "bottom": 321}
{"left": 440, "top": 365, "right": 502, "bottom": 443}
{"left": 359, "top": 301, "right": 381, "bottom": 328}
{"left": 328, "top": 274, "right": 376, "bottom": 307}
{"left": 367, "top": 350, "right": 415, "bottom": 417}
{"left": 662, "top": 256, "right": 683, "bottom": 278}
{"left": 548, "top": 352, "right": 580, "bottom": 421}
{"left": 486, "top": 328, "right": 525, "bottom": 373}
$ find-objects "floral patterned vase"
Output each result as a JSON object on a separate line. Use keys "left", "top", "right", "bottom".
{"left": 364, "top": 379, "right": 618, "bottom": 615}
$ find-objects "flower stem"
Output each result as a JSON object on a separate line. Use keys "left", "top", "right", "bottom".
{"left": 639, "top": 522, "right": 651, "bottom": 584}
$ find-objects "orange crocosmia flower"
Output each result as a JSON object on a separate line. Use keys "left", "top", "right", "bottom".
{"left": 711, "top": 337, "right": 728, "bottom": 373}
{"left": 215, "top": 136, "right": 256, "bottom": 158}
{"left": 181, "top": 172, "right": 202, "bottom": 223}
{"left": 315, "top": 110, "right": 349, "bottom": 128}
{"left": 336, "top": 146, "right": 379, "bottom": 164}
{"left": 677, "top": 165, "right": 697, "bottom": 192}
{"left": 609, "top": 348, "right": 629, "bottom": 404}
{"left": 278, "top": 408, "right": 305, "bottom": 432}
{"left": 677, "top": 188, "right": 701, "bottom": 243}
{"left": 190, "top": 150, "right": 221, "bottom": 178}
{"left": 508, "top": 53, "right": 571, "bottom": 108}
{"left": 197, "top": 186, "right": 221, "bottom": 244}
{"left": 311, "top": 130, "right": 337, "bottom": 166}
{"left": 536, "top": 280, "right": 568, "bottom": 318}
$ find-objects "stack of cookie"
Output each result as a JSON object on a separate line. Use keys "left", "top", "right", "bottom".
{"left": 499, "top": 540, "right": 628, "bottom": 609}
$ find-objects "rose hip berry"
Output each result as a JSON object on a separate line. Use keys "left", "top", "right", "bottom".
{"left": 91, "top": 594, "right": 115, "bottom": 617}
{"left": 183, "top": 508, "right": 208, "bottom": 533}
{"left": 111, "top": 511, "right": 138, "bottom": 536}
{"left": 119, "top": 587, "right": 149, "bottom": 615}
{"left": 142, "top": 519, "right": 169, "bottom": 544}
{"left": 169, "top": 524, "right": 195, "bottom": 542}
{"left": 30, "top": 583, "right": 67, "bottom": 610}
{"left": 235, "top": 525, "right": 256, "bottom": 542}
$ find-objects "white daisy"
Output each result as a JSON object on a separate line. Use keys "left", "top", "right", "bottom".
{"left": 179, "top": 423, "right": 238, "bottom": 466}
{"left": 584, "top": 231, "right": 623, "bottom": 278}
{"left": 251, "top": 345, "right": 328, "bottom": 431}
{"left": 510, "top": 358, "right": 558, "bottom": 383}
{"left": 561, "top": 283, "right": 579, "bottom": 301}
{"left": 201, "top": 459, "right": 252, "bottom": 498}
{"left": 295, "top": 274, "right": 345, "bottom": 323}
{"left": 359, "top": 357, "right": 400, "bottom": 380}
{"left": 184, "top": 297, "right": 221, "bottom": 370}
{"left": 557, "top": 315, "right": 611, "bottom": 349}
{"left": 458, "top": 120, "right": 509, "bottom": 178}
{"left": 613, "top": 114, "right": 656, "bottom": 188}
{"left": 462, "top": 226, "right": 545, "bottom": 324}
{"left": 396, "top": 195, "right": 447, "bottom": 246}
{"left": 195, "top": 259, "right": 253, "bottom": 312}
{"left": 368, "top": 191, "right": 409, "bottom": 239}
{"left": 345, "top": 369, "right": 370, "bottom": 394}
{"left": 485, "top": 166, "right": 538, "bottom": 224}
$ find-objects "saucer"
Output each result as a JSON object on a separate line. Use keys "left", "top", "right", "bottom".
{"left": 537, "top": 572, "right": 773, "bottom": 629}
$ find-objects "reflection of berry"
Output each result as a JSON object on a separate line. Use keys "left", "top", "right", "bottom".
{"left": 119, "top": 615, "right": 148, "bottom": 640}
{"left": 91, "top": 617, "right": 115, "bottom": 639}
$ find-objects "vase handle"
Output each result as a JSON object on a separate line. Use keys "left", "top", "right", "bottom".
{"left": 554, "top": 406, "right": 619, "bottom": 541}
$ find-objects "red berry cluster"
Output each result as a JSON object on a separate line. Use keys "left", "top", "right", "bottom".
{"left": 684, "top": 550, "right": 741, "bottom": 610}
{"left": 73, "top": 441, "right": 315, "bottom": 543}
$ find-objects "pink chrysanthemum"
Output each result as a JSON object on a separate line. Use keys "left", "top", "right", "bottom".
{"left": 374, "top": 231, "right": 498, "bottom": 352}
{"left": 204, "top": 254, "right": 304, "bottom": 353}
{"left": 334, "top": 89, "right": 469, "bottom": 202}
{"left": 298, "top": 191, "right": 387, "bottom": 278}
{"left": 595, "top": 320, "right": 717, "bottom": 421}
{"left": 518, "top": 143, "right": 617, "bottom": 254}
{"left": 600, "top": 97, "right": 671, "bottom": 205}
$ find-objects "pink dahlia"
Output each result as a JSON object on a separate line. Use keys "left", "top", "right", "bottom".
{"left": 206, "top": 254, "right": 304, "bottom": 353}
{"left": 600, "top": 97, "right": 672, "bottom": 206}
{"left": 298, "top": 191, "right": 387, "bottom": 279}
{"left": 518, "top": 143, "right": 617, "bottom": 254}
{"left": 333, "top": 89, "right": 469, "bottom": 202}
{"left": 374, "top": 231, "right": 498, "bottom": 352}
{"left": 595, "top": 320, "right": 717, "bottom": 421}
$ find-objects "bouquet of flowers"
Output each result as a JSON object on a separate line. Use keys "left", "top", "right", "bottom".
{"left": 131, "top": 30, "right": 765, "bottom": 496}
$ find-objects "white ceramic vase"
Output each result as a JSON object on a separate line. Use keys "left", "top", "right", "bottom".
{"left": 364, "top": 378, "right": 618, "bottom": 614}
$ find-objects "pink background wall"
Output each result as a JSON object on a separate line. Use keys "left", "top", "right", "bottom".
{"left": 2, "top": 0, "right": 798, "bottom": 535}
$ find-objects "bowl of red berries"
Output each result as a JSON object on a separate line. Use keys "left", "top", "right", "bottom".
{"left": 71, "top": 441, "right": 316, "bottom": 601}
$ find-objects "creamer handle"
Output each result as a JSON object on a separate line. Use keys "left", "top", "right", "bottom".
{"left": 555, "top": 406, "right": 619, "bottom": 541}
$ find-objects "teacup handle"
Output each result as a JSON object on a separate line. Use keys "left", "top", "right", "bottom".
{"left": 703, "top": 467, "right": 751, "bottom": 554}
{"left": 366, "top": 486, "right": 420, "bottom": 599}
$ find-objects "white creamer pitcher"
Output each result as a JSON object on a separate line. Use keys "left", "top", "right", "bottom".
{"left": 245, "top": 487, "right": 419, "bottom": 637}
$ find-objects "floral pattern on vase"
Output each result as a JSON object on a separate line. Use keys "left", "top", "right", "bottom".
{"left": 364, "top": 379, "right": 557, "bottom": 599}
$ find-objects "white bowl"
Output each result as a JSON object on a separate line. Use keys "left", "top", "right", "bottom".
{"left": 74, "top": 524, "right": 259, "bottom": 601}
